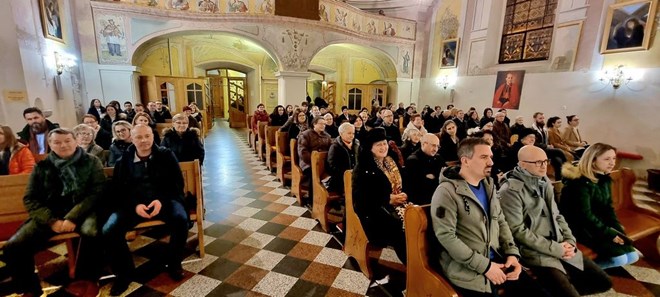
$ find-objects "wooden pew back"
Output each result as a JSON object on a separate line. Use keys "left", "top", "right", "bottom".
{"left": 275, "top": 131, "right": 292, "bottom": 183}
{"left": 247, "top": 115, "right": 254, "bottom": 148}
{"left": 609, "top": 168, "right": 660, "bottom": 244}
{"left": 155, "top": 123, "right": 172, "bottom": 139}
{"left": 290, "top": 139, "right": 308, "bottom": 204}
{"left": 404, "top": 205, "right": 459, "bottom": 297}
{"left": 265, "top": 125, "right": 280, "bottom": 170}
{"left": 257, "top": 121, "right": 268, "bottom": 159}
{"left": 342, "top": 170, "right": 374, "bottom": 279}
{"left": 311, "top": 151, "right": 342, "bottom": 232}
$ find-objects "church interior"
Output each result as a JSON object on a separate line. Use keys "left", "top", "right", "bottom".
{"left": 1, "top": 0, "right": 660, "bottom": 296}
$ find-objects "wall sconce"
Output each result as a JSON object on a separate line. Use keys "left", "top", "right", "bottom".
{"left": 436, "top": 75, "right": 457, "bottom": 89}
{"left": 54, "top": 51, "right": 76, "bottom": 76}
{"left": 600, "top": 65, "right": 632, "bottom": 89}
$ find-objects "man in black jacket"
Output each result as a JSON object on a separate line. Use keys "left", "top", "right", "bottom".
{"left": 327, "top": 123, "right": 359, "bottom": 194}
{"left": 17, "top": 107, "right": 60, "bottom": 157}
{"left": 379, "top": 109, "right": 402, "bottom": 146}
{"left": 102, "top": 124, "right": 188, "bottom": 296}
{"left": 404, "top": 133, "right": 444, "bottom": 205}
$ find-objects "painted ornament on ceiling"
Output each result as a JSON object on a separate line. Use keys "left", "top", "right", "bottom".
{"left": 169, "top": 0, "right": 190, "bottom": 10}
{"left": 258, "top": 0, "right": 274, "bottom": 14}
{"left": 402, "top": 51, "right": 411, "bottom": 74}
{"left": 383, "top": 22, "right": 396, "bottom": 36}
{"left": 319, "top": 4, "right": 329, "bottom": 22}
{"left": 280, "top": 29, "right": 309, "bottom": 70}
{"left": 335, "top": 9, "right": 348, "bottom": 27}
{"left": 439, "top": 7, "right": 459, "bottom": 40}
{"left": 228, "top": 0, "right": 248, "bottom": 13}
{"left": 366, "top": 19, "right": 376, "bottom": 34}
{"left": 197, "top": 0, "right": 218, "bottom": 13}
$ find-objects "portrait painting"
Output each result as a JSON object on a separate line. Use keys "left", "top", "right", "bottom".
{"left": 492, "top": 70, "right": 525, "bottom": 110}
{"left": 197, "top": 0, "right": 218, "bottom": 13}
{"left": 39, "top": 0, "right": 64, "bottom": 43}
{"left": 440, "top": 38, "right": 459, "bottom": 68}
{"left": 600, "top": 0, "right": 657, "bottom": 54}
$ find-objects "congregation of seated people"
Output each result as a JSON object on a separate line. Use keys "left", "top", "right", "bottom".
{"left": 252, "top": 99, "right": 641, "bottom": 297}
{"left": 1, "top": 99, "right": 644, "bottom": 297}
{"left": 0, "top": 104, "right": 205, "bottom": 296}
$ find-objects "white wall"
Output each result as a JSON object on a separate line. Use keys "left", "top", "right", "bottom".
{"left": 419, "top": 68, "right": 660, "bottom": 175}
{"left": 0, "top": 2, "right": 28, "bottom": 128}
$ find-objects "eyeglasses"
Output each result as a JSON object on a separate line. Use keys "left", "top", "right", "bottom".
{"left": 78, "top": 132, "right": 94, "bottom": 137}
{"left": 521, "top": 159, "right": 550, "bottom": 167}
{"left": 115, "top": 128, "right": 129, "bottom": 134}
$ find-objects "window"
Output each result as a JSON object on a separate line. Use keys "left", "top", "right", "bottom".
{"left": 347, "top": 88, "right": 362, "bottom": 110}
{"left": 186, "top": 83, "right": 203, "bottom": 107}
{"left": 499, "top": 0, "right": 557, "bottom": 63}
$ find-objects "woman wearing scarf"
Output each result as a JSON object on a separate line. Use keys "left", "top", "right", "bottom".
{"left": 73, "top": 124, "right": 105, "bottom": 163}
{"left": 352, "top": 127, "right": 410, "bottom": 264}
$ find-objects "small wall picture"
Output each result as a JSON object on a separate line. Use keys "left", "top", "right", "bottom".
{"left": 39, "top": 0, "right": 64, "bottom": 43}
{"left": 96, "top": 15, "right": 129, "bottom": 64}
{"left": 600, "top": 0, "right": 657, "bottom": 54}
{"left": 440, "top": 38, "right": 458, "bottom": 68}
{"left": 492, "top": 70, "right": 525, "bottom": 110}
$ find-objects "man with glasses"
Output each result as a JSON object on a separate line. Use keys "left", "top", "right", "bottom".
{"left": 404, "top": 133, "right": 444, "bottom": 205}
{"left": 499, "top": 145, "right": 611, "bottom": 297}
{"left": 379, "top": 109, "right": 402, "bottom": 146}
{"left": 431, "top": 138, "right": 549, "bottom": 297}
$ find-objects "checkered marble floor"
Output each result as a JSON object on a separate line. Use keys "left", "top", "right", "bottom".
{"left": 1, "top": 121, "right": 659, "bottom": 297}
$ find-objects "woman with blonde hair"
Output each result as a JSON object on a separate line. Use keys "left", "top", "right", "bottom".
{"left": 560, "top": 143, "right": 638, "bottom": 269}
{"left": 160, "top": 113, "right": 205, "bottom": 165}
{"left": 0, "top": 125, "right": 35, "bottom": 175}
{"left": 107, "top": 121, "right": 133, "bottom": 167}
{"left": 73, "top": 124, "right": 105, "bottom": 162}
{"left": 132, "top": 112, "right": 160, "bottom": 145}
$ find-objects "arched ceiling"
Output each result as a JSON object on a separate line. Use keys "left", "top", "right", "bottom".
{"left": 310, "top": 44, "right": 398, "bottom": 78}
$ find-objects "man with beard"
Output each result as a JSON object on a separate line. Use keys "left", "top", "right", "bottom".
{"left": 18, "top": 107, "right": 60, "bottom": 157}
{"left": 531, "top": 112, "right": 567, "bottom": 180}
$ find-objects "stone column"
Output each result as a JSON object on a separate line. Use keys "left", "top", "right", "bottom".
{"left": 275, "top": 71, "right": 311, "bottom": 107}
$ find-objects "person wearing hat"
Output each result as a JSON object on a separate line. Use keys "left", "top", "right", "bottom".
{"left": 352, "top": 127, "right": 409, "bottom": 264}
{"left": 182, "top": 106, "right": 200, "bottom": 129}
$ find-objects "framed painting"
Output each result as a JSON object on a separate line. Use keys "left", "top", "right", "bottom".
{"left": 600, "top": 0, "right": 657, "bottom": 54}
{"left": 492, "top": 70, "right": 525, "bottom": 110}
{"left": 39, "top": 0, "right": 64, "bottom": 43}
{"left": 440, "top": 38, "right": 459, "bottom": 68}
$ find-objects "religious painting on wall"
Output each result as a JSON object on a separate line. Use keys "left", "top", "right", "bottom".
{"left": 600, "top": 0, "right": 657, "bottom": 54}
{"left": 169, "top": 0, "right": 190, "bottom": 10}
{"left": 228, "top": 0, "right": 248, "bottom": 13}
{"left": 95, "top": 15, "right": 129, "bottom": 64}
{"left": 39, "top": 0, "right": 64, "bottom": 43}
{"left": 440, "top": 38, "right": 459, "bottom": 68}
{"left": 197, "top": 0, "right": 218, "bottom": 13}
{"left": 492, "top": 70, "right": 525, "bottom": 110}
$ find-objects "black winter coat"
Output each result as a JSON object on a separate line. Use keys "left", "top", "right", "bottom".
{"left": 160, "top": 128, "right": 205, "bottom": 165}
{"left": 404, "top": 149, "right": 445, "bottom": 205}
{"left": 327, "top": 137, "right": 359, "bottom": 194}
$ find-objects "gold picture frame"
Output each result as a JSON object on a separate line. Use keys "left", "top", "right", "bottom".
{"left": 600, "top": 0, "right": 657, "bottom": 54}
{"left": 440, "top": 38, "right": 459, "bottom": 69}
{"left": 39, "top": 0, "right": 64, "bottom": 43}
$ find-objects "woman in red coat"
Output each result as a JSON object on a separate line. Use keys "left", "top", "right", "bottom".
{"left": 0, "top": 125, "right": 35, "bottom": 175}
{"left": 251, "top": 103, "right": 269, "bottom": 135}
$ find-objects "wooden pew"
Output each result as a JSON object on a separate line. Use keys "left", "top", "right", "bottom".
{"left": 290, "top": 139, "right": 309, "bottom": 205}
{"left": 342, "top": 170, "right": 377, "bottom": 279}
{"left": 0, "top": 174, "right": 81, "bottom": 279}
{"left": 398, "top": 115, "right": 405, "bottom": 134}
{"left": 264, "top": 125, "right": 280, "bottom": 171}
{"left": 275, "top": 131, "right": 292, "bottom": 184}
{"left": 256, "top": 121, "right": 268, "bottom": 160}
{"left": 404, "top": 205, "right": 459, "bottom": 297}
{"left": 104, "top": 160, "right": 206, "bottom": 258}
{"left": 247, "top": 115, "right": 253, "bottom": 148}
{"left": 610, "top": 168, "right": 660, "bottom": 261}
{"left": 311, "top": 151, "right": 343, "bottom": 232}
{"left": 155, "top": 123, "right": 171, "bottom": 139}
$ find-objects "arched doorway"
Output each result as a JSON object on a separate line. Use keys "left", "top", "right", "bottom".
{"left": 132, "top": 31, "right": 279, "bottom": 128}
{"left": 309, "top": 43, "right": 398, "bottom": 114}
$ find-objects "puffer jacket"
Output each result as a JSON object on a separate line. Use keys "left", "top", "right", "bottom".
{"left": 499, "top": 166, "right": 583, "bottom": 273}
{"left": 559, "top": 164, "right": 635, "bottom": 258}
{"left": 430, "top": 166, "right": 518, "bottom": 293}
{"left": 160, "top": 128, "right": 205, "bottom": 165}
{"left": 8, "top": 143, "right": 35, "bottom": 175}
{"left": 297, "top": 129, "right": 332, "bottom": 171}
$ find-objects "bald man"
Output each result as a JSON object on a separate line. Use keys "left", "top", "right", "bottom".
{"left": 403, "top": 133, "right": 444, "bottom": 205}
{"left": 102, "top": 124, "right": 188, "bottom": 296}
{"left": 379, "top": 109, "right": 402, "bottom": 146}
{"left": 499, "top": 145, "right": 611, "bottom": 297}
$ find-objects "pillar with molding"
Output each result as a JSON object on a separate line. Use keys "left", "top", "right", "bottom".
{"left": 276, "top": 71, "right": 311, "bottom": 107}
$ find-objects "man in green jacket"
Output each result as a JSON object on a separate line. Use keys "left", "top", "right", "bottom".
{"left": 431, "top": 138, "right": 549, "bottom": 297}
{"left": 499, "top": 145, "right": 611, "bottom": 297}
{"left": 4, "top": 128, "right": 106, "bottom": 297}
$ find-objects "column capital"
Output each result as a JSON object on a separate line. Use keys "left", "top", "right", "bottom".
{"left": 275, "top": 71, "right": 311, "bottom": 79}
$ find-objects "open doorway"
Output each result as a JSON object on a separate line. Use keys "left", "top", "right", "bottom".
{"left": 207, "top": 68, "right": 247, "bottom": 128}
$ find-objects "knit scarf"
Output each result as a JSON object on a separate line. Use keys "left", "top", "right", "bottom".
{"left": 48, "top": 146, "right": 84, "bottom": 196}
{"left": 375, "top": 156, "right": 412, "bottom": 227}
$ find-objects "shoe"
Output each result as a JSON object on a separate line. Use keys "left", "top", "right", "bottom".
{"left": 109, "top": 277, "right": 130, "bottom": 296}
{"left": 167, "top": 266, "right": 185, "bottom": 282}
